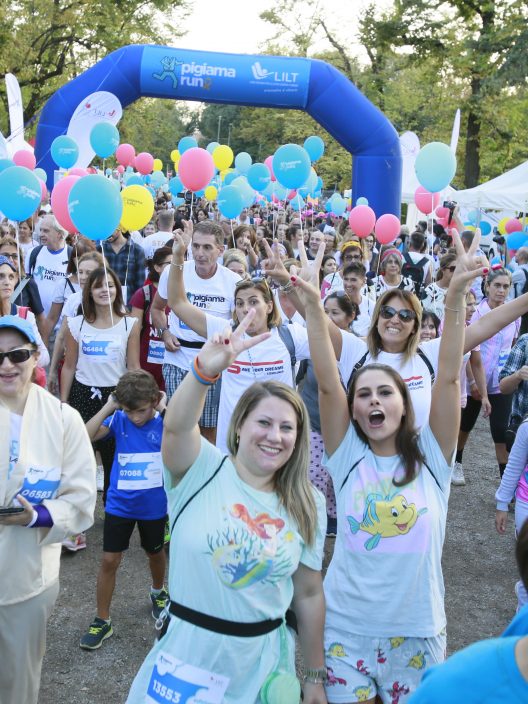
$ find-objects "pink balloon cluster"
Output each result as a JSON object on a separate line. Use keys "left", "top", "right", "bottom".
{"left": 135, "top": 152, "right": 154, "bottom": 175}
{"left": 178, "top": 148, "right": 215, "bottom": 192}
{"left": 505, "top": 218, "right": 523, "bottom": 234}
{"left": 50, "top": 175, "right": 80, "bottom": 233}
{"left": 414, "top": 186, "right": 439, "bottom": 215}
{"left": 348, "top": 205, "right": 376, "bottom": 238}
{"left": 375, "top": 214, "right": 401, "bottom": 245}
{"left": 116, "top": 143, "right": 136, "bottom": 167}
{"left": 13, "top": 150, "right": 36, "bottom": 170}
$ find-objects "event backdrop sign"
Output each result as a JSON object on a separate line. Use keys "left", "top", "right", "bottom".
{"left": 67, "top": 91, "right": 123, "bottom": 168}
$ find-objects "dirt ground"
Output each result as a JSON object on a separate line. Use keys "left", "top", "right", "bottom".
{"left": 39, "top": 415, "right": 519, "bottom": 703}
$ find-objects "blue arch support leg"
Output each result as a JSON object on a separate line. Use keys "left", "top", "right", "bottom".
{"left": 35, "top": 45, "right": 402, "bottom": 216}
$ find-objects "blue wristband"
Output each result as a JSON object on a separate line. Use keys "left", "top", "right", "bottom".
{"left": 190, "top": 361, "right": 216, "bottom": 385}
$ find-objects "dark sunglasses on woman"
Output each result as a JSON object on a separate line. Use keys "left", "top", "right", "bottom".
{"left": 379, "top": 305, "right": 417, "bottom": 323}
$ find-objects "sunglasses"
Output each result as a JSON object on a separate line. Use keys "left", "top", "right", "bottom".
{"left": 443, "top": 265, "right": 456, "bottom": 273}
{"left": 379, "top": 305, "right": 417, "bottom": 323}
{"left": 0, "top": 348, "right": 34, "bottom": 365}
{"left": 235, "top": 275, "right": 270, "bottom": 289}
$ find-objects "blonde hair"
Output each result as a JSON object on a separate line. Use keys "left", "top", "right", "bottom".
{"left": 226, "top": 381, "right": 318, "bottom": 545}
{"left": 223, "top": 248, "right": 247, "bottom": 271}
{"left": 368, "top": 289, "right": 422, "bottom": 362}
{"left": 232, "top": 279, "right": 282, "bottom": 329}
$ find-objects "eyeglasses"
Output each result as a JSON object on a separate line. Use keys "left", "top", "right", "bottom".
{"left": 379, "top": 305, "right": 417, "bottom": 323}
{"left": 0, "top": 348, "right": 34, "bottom": 365}
{"left": 443, "top": 265, "right": 456, "bottom": 273}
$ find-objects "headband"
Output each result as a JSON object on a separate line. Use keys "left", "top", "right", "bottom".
{"left": 380, "top": 248, "right": 403, "bottom": 264}
{"left": 341, "top": 240, "right": 362, "bottom": 253}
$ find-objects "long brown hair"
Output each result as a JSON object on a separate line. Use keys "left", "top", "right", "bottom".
{"left": 348, "top": 363, "right": 425, "bottom": 486}
{"left": 232, "top": 279, "right": 282, "bottom": 329}
{"left": 82, "top": 267, "right": 126, "bottom": 322}
{"left": 367, "top": 289, "right": 422, "bottom": 362}
{"left": 226, "top": 381, "right": 318, "bottom": 545}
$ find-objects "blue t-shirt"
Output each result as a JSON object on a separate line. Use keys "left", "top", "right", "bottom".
{"left": 503, "top": 604, "right": 528, "bottom": 636}
{"left": 103, "top": 410, "right": 167, "bottom": 520}
{"left": 409, "top": 636, "right": 528, "bottom": 703}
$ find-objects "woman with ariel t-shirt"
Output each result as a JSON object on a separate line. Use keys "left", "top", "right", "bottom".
{"left": 292, "top": 230, "right": 486, "bottom": 703}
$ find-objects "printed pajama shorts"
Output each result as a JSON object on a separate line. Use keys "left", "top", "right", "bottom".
{"left": 309, "top": 431, "right": 337, "bottom": 518}
{"left": 324, "top": 624, "right": 446, "bottom": 703}
{"left": 162, "top": 363, "right": 220, "bottom": 428}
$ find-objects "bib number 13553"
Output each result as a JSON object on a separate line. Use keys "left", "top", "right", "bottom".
{"left": 146, "top": 652, "right": 229, "bottom": 704}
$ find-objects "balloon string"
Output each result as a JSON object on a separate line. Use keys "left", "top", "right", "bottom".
{"left": 231, "top": 220, "right": 235, "bottom": 248}
{"left": 101, "top": 254, "right": 114, "bottom": 328}
{"left": 297, "top": 194, "right": 303, "bottom": 237}
{"left": 15, "top": 221, "right": 22, "bottom": 287}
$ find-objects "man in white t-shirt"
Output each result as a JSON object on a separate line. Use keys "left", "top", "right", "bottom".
{"left": 151, "top": 220, "right": 240, "bottom": 443}
{"left": 26, "top": 215, "right": 70, "bottom": 318}
{"left": 404, "top": 231, "right": 433, "bottom": 289}
{"left": 141, "top": 210, "right": 175, "bottom": 260}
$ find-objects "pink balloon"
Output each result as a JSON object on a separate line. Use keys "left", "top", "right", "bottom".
{"left": 414, "top": 186, "right": 439, "bottom": 215}
{"left": 68, "top": 167, "right": 88, "bottom": 177}
{"left": 39, "top": 179, "right": 48, "bottom": 202}
{"left": 117, "top": 165, "right": 125, "bottom": 174}
{"left": 177, "top": 147, "right": 215, "bottom": 192}
{"left": 436, "top": 217, "right": 449, "bottom": 228}
{"left": 348, "top": 205, "right": 376, "bottom": 238}
{"left": 87, "top": 167, "right": 97, "bottom": 174}
{"left": 375, "top": 213, "right": 401, "bottom": 245}
{"left": 116, "top": 143, "right": 136, "bottom": 167}
{"left": 505, "top": 218, "right": 523, "bottom": 234}
{"left": 287, "top": 189, "right": 298, "bottom": 201}
{"left": 264, "top": 156, "right": 276, "bottom": 181}
{"left": 135, "top": 152, "right": 154, "bottom": 175}
{"left": 13, "top": 150, "right": 36, "bottom": 170}
{"left": 50, "top": 175, "right": 80, "bottom": 233}
{"left": 435, "top": 206, "right": 450, "bottom": 220}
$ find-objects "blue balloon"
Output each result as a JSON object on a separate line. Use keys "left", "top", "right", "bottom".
{"left": 507, "top": 231, "right": 528, "bottom": 251}
{"left": 479, "top": 221, "right": 492, "bottom": 236}
{"left": 467, "top": 209, "right": 479, "bottom": 225}
{"left": 217, "top": 185, "right": 244, "bottom": 219}
{"left": 0, "top": 166, "right": 41, "bottom": 220}
{"left": 143, "top": 175, "right": 152, "bottom": 184}
{"left": 291, "top": 195, "right": 306, "bottom": 212}
{"left": 195, "top": 189, "right": 205, "bottom": 198}
{"left": 274, "top": 183, "right": 289, "bottom": 201}
{"left": 234, "top": 152, "right": 252, "bottom": 174}
{"left": 0, "top": 158, "right": 14, "bottom": 173}
{"left": 89, "top": 122, "right": 120, "bottom": 158}
{"left": 169, "top": 176, "right": 183, "bottom": 196}
{"left": 105, "top": 168, "right": 112, "bottom": 176}
{"left": 325, "top": 200, "right": 333, "bottom": 212}
{"left": 178, "top": 136, "right": 198, "bottom": 154}
{"left": 151, "top": 170, "right": 165, "bottom": 187}
{"left": 247, "top": 163, "right": 271, "bottom": 192}
{"left": 415, "top": 142, "right": 456, "bottom": 193}
{"left": 124, "top": 174, "right": 144, "bottom": 186}
{"left": 125, "top": 165, "right": 134, "bottom": 173}
{"left": 224, "top": 172, "right": 238, "bottom": 186}
{"left": 356, "top": 196, "right": 369, "bottom": 206}
{"left": 304, "top": 135, "right": 325, "bottom": 162}
{"left": 331, "top": 196, "right": 347, "bottom": 216}
{"left": 68, "top": 175, "right": 123, "bottom": 240}
{"left": 206, "top": 141, "right": 219, "bottom": 154}
{"left": 273, "top": 144, "right": 311, "bottom": 190}
{"left": 172, "top": 196, "right": 185, "bottom": 207}
{"left": 34, "top": 167, "right": 47, "bottom": 183}
{"left": 51, "top": 135, "right": 79, "bottom": 169}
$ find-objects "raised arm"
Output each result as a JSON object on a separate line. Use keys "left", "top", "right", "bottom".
{"left": 431, "top": 230, "right": 487, "bottom": 461}
{"left": 166, "top": 231, "right": 207, "bottom": 339}
{"left": 292, "top": 275, "right": 350, "bottom": 456}
{"left": 162, "top": 308, "right": 271, "bottom": 479}
{"left": 464, "top": 292, "right": 527, "bottom": 353}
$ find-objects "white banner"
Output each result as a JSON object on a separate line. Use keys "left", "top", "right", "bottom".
{"left": 0, "top": 129, "right": 9, "bottom": 159}
{"left": 5, "top": 73, "right": 25, "bottom": 151}
{"left": 66, "top": 91, "right": 123, "bottom": 168}
{"left": 450, "top": 109, "right": 461, "bottom": 155}
{"left": 400, "top": 131, "right": 421, "bottom": 203}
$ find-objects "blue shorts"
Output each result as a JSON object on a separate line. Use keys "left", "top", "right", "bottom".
{"left": 324, "top": 625, "right": 446, "bottom": 703}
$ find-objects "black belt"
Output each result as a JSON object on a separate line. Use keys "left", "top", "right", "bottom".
{"left": 168, "top": 600, "right": 283, "bottom": 637}
{"left": 176, "top": 337, "right": 204, "bottom": 349}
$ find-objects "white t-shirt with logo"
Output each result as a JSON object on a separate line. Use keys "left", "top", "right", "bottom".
{"left": 141, "top": 230, "right": 174, "bottom": 260}
{"left": 27, "top": 246, "right": 69, "bottom": 315}
{"left": 63, "top": 291, "right": 82, "bottom": 319}
{"left": 352, "top": 295, "right": 376, "bottom": 337}
{"left": 206, "top": 316, "right": 310, "bottom": 453}
{"left": 338, "top": 331, "right": 441, "bottom": 429}
{"left": 67, "top": 315, "right": 137, "bottom": 387}
{"left": 158, "top": 261, "right": 240, "bottom": 370}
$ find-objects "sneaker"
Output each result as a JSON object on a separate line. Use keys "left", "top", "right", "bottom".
{"left": 96, "top": 465, "right": 104, "bottom": 492}
{"left": 80, "top": 617, "right": 113, "bottom": 650}
{"left": 326, "top": 516, "right": 337, "bottom": 538}
{"left": 62, "top": 532, "right": 87, "bottom": 552}
{"left": 451, "top": 461, "right": 466, "bottom": 486}
{"left": 150, "top": 588, "right": 169, "bottom": 620}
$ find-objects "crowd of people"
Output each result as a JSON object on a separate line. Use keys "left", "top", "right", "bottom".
{"left": 1, "top": 191, "right": 527, "bottom": 704}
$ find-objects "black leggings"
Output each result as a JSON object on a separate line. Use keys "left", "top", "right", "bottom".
{"left": 460, "top": 393, "right": 513, "bottom": 444}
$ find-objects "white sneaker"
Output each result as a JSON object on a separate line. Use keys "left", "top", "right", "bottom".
{"left": 62, "top": 533, "right": 87, "bottom": 552}
{"left": 451, "top": 461, "right": 466, "bottom": 486}
{"left": 96, "top": 465, "right": 104, "bottom": 492}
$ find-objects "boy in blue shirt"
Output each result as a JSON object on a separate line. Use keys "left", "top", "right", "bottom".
{"left": 80, "top": 370, "right": 168, "bottom": 650}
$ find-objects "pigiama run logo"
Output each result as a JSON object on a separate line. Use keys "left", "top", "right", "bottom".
{"left": 152, "top": 56, "right": 237, "bottom": 90}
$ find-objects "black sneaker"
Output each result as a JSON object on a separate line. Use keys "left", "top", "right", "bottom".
{"left": 151, "top": 588, "right": 169, "bottom": 620}
{"left": 80, "top": 617, "right": 113, "bottom": 650}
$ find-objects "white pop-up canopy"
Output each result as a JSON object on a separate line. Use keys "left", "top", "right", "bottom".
{"left": 446, "top": 160, "right": 528, "bottom": 212}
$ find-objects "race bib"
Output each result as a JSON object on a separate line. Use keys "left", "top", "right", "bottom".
{"left": 148, "top": 339, "right": 166, "bottom": 365}
{"left": 19, "top": 466, "right": 61, "bottom": 504}
{"left": 81, "top": 334, "right": 120, "bottom": 363}
{"left": 117, "top": 452, "right": 163, "bottom": 491}
{"left": 146, "top": 652, "right": 229, "bottom": 704}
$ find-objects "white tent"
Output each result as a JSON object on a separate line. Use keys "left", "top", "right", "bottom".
{"left": 448, "top": 160, "right": 528, "bottom": 212}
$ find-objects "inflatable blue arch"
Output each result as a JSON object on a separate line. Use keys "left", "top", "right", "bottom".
{"left": 35, "top": 45, "right": 402, "bottom": 216}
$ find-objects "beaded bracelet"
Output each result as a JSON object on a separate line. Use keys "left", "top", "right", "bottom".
{"left": 191, "top": 357, "right": 220, "bottom": 385}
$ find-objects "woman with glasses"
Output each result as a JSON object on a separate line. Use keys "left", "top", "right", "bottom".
{"left": 422, "top": 252, "right": 457, "bottom": 318}
{"left": 0, "top": 237, "right": 46, "bottom": 336}
{"left": 291, "top": 231, "right": 486, "bottom": 703}
{"left": 166, "top": 235, "right": 312, "bottom": 453}
{"left": 0, "top": 315, "right": 95, "bottom": 704}
{"left": 370, "top": 247, "right": 415, "bottom": 299}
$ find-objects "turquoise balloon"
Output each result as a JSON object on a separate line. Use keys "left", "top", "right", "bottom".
{"left": 303, "top": 135, "right": 325, "bottom": 161}
{"left": 34, "top": 167, "right": 47, "bottom": 183}
{"left": 0, "top": 158, "right": 14, "bottom": 173}
{"left": 507, "top": 231, "right": 527, "bottom": 250}
{"left": 247, "top": 163, "right": 271, "bottom": 192}
{"left": 217, "top": 185, "right": 244, "bottom": 219}
{"left": 479, "top": 221, "right": 492, "bottom": 236}
{"left": 151, "top": 170, "right": 165, "bottom": 187}
{"left": 234, "top": 152, "right": 252, "bottom": 174}
{"left": 89, "top": 122, "right": 120, "bottom": 158}
{"left": 224, "top": 172, "right": 238, "bottom": 186}
{"left": 0, "top": 166, "right": 41, "bottom": 220}
{"left": 169, "top": 176, "right": 183, "bottom": 196}
{"left": 331, "top": 196, "right": 347, "bottom": 216}
{"left": 356, "top": 196, "right": 369, "bottom": 206}
{"left": 68, "top": 175, "right": 123, "bottom": 240}
{"left": 178, "top": 136, "right": 198, "bottom": 154}
{"left": 172, "top": 196, "right": 185, "bottom": 207}
{"left": 51, "top": 135, "right": 79, "bottom": 168}
{"left": 274, "top": 183, "right": 289, "bottom": 200}
{"left": 124, "top": 174, "right": 144, "bottom": 186}
{"left": 415, "top": 142, "right": 456, "bottom": 193}
{"left": 206, "top": 141, "right": 219, "bottom": 154}
{"left": 291, "top": 195, "right": 305, "bottom": 211}
{"left": 272, "top": 144, "right": 311, "bottom": 189}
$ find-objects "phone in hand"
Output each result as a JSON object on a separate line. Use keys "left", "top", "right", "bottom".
{"left": 0, "top": 506, "right": 25, "bottom": 515}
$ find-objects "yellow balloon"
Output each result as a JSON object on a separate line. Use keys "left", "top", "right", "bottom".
{"left": 153, "top": 158, "right": 163, "bottom": 172}
{"left": 170, "top": 149, "right": 180, "bottom": 162}
{"left": 120, "top": 185, "right": 155, "bottom": 231}
{"left": 205, "top": 185, "right": 218, "bottom": 201}
{"left": 173, "top": 161, "right": 179, "bottom": 173}
{"left": 213, "top": 145, "right": 234, "bottom": 171}
{"left": 220, "top": 168, "right": 233, "bottom": 181}
{"left": 498, "top": 216, "right": 510, "bottom": 235}
{"left": 465, "top": 225, "right": 476, "bottom": 232}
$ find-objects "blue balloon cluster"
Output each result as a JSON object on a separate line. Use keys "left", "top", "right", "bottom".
{"left": 178, "top": 136, "right": 198, "bottom": 154}
{"left": 90, "top": 122, "right": 120, "bottom": 158}
{"left": 415, "top": 142, "right": 456, "bottom": 193}
{"left": 217, "top": 185, "right": 244, "bottom": 219}
{"left": 51, "top": 135, "right": 79, "bottom": 169}
{"left": 304, "top": 135, "right": 325, "bottom": 162}
{"left": 272, "top": 144, "right": 311, "bottom": 190}
{"left": 0, "top": 166, "right": 42, "bottom": 220}
{"left": 247, "top": 163, "right": 271, "bottom": 192}
{"left": 68, "top": 175, "right": 123, "bottom": 240}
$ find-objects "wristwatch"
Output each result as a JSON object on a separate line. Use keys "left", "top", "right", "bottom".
{"left": 157, "top": 327, "right": 169, "bottom": 337}
{"left": 304, "top": 666, "right": 328, "bottom": 684}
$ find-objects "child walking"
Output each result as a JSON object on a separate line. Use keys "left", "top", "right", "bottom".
{"left": 80, "top": 370, "right": 169, "bottom": 650}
